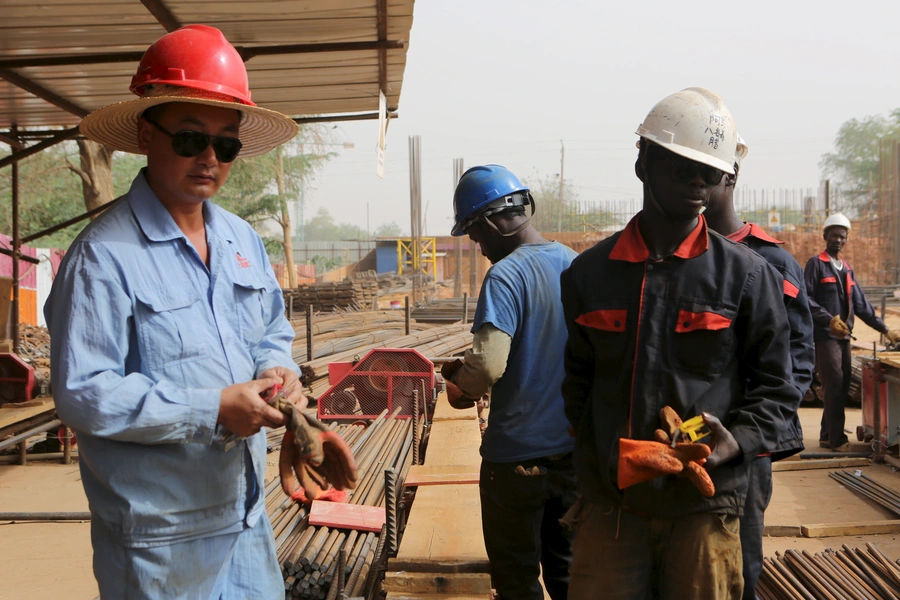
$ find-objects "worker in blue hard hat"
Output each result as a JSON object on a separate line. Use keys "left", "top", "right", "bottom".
{"left": 443, "top": 164, "right": 578, "bottom": 600}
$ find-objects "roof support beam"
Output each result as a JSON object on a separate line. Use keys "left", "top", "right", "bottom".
{"left": 0, "top": 127, "right": 79, "bottom": 170}
{"left": 0, "top": 40, "right": 405, "bottom": 69}
{"left": 0, "top": 132, "right": 24, "bottom": 150}
{"left": 0, "top": 69, "right": 89, "bottom": 118}
{"left": 140, "top": 0, "right": 182, "bottom": 33}
{"left": 377, "top": 0, "right": 388, "bottom": 97}
{"left": 293, "top": 111, "right": 397, "bottom": 125}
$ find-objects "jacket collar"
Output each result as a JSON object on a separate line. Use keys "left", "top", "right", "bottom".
{"left": 727, "top": 222, "right": 784, "bottom": 245}
{"left": 818, "top": 250, "right": 851, "bottom": 271}
{"left": 127, "top": 169, "right": 233, "bottom": 244}
{"left": 610, "top": 212, "right": 709, "bottom": 262}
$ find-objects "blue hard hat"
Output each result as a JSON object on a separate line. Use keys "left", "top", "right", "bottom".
{"left": 451, "top": 164, "right": 530, "bottom": 236}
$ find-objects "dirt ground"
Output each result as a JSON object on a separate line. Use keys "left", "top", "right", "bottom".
{"left": 4, "top": 406, "right": 900, "bottom": 598}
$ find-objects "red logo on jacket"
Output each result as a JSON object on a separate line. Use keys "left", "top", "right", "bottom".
{"left": 236, "top": 253, "right": 250, "bottom": 268}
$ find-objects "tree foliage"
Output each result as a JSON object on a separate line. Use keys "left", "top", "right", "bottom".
{"left": 520, "top": 171, "right": 619, "bottom": 234}
{"left": 373, "top": 221, "right": 403, "bottom": 237}
{"left": 302, "top": 207, "right": 366, "bottom": 241}
{"left": 820, "top": 109, "right": 900, "bottom": 206}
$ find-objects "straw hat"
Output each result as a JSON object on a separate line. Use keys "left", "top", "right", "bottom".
{"left": 78, "top": 25, "right": 298, "bottom": 158}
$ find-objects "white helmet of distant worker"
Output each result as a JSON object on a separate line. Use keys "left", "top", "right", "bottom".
{"left": 636, "top": 87, "right": 738, "bottom": 175}
{"left": 823, "top": 212, "right": 851, "bottom": 233}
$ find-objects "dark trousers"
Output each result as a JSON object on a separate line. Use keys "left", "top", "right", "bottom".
{"left": 740, "top": 456, "right": 773, "bottom": 600}
{"left": 816, "top": 337, "right": 851, "bottom": 448}
{"left": 479, "top": 453, "right": 576, "bottom": 600}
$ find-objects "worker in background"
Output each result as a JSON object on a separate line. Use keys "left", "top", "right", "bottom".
{"left": 442, "top": 164, "right": 578, "bottom": 600}
{"left": 561, "top": 88, "right": 800, "bottom": 599}
{"left": 804, "top": 215, "right": 900, "bottom": 452}
{"left": 704, "top": 137, "right": 815, "bottom": 600}
{"left": 45, "top": 25, "right": 303, "bottom": 598}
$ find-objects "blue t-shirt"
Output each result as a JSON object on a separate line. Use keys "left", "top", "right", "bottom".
{"left": 473, "top": 241, "right": 578, "bottom": 463}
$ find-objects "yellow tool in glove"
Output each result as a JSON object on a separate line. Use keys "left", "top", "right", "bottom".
{"left": 669, "top": 415, "right": 711, "bottom": 447}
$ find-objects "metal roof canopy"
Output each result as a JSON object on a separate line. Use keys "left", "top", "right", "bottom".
{"left": 0, "top": 0, "right": 414, "bottom": 351}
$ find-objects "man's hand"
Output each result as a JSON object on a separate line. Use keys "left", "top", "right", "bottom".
{"left": 702, "top": 412, "right": 741, "bottom": 469}
{"left": 259, "top": 366, "right": 308, "bottom": 411}
{"left": 218, "top": 378, "right": 286, "bottom": 437}
{"left": 830, "top": 315, "right": 850, "bottom": 338}
{"left": 886, "top": 329, "right": 900, "bottom": 345}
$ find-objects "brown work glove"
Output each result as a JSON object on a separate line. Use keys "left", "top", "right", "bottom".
{"left": 276, "top": 396, "right": 358, "bottom": 502}
{"left": 886, "top": 329, "right": 900, "bottom": 345}
{"left": 617, "top": 438, "right": 710, "bottom": 489}
{"left": 830, "top": 315, "right": 850, "bottom": 338}
{"left": 440, "top": 359, "right": 477, "bottom": 409}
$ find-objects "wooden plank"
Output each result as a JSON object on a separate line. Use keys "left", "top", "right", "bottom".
{"left": 405, "top": 464, "right": 479, "bottom": 487}
{"left": 390, "top": 484, "right": 488, "bottom": 573}
{"left": 422, "top": 420, "right": 481, "bottom": 467}
{"left": 383, "top": 572, "right": 491, "bottom": 594}
{"left": 308, "top": 500, "right": 385, "bottom": 532}
{"left": 386, "top": 594, "right": 489, "bottom": 600}
{"left": 764, "top": 525, "right": 802, "bottom": 537}
{"left": 801, "top": 520, "right": 900, "bottom": 538}
{"left": 773, "top": 457, "right": 871, "bottom": 472}
{"left": 432, "top": 390, "right": 477, "bottom": 422}
{"left": 0, "top": 398, "right": 54, "bottom": 430}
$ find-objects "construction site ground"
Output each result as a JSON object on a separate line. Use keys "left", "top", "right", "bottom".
{"left": 3, "top": 318, "right": 900, "bottom": 599}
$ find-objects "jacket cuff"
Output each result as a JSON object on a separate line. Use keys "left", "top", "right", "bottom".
{"left": 189, "top": 389, "right": 222, "bottom": 444}
{"left": 728, "top": 426, "right": 763, "bottom": 463}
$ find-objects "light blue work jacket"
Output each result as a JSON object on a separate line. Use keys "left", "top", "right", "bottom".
{"left": 45, "top": 170, "right": 296, "bottom": 548}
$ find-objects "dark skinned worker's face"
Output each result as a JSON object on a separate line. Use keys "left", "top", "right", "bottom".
{"left": 642, "top": 145, "right": 725, "bottom": 220}
{"left": 824, "top": 226, "right": 848, "bottom": 255}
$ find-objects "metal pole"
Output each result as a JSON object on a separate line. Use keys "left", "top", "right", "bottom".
{"left": 306, "top": 304, "right": 314, "bottom": 362}
{"left": 558, "top": 140, "right": 565, "bottom": 233}
{"left": 404, "top": 296, "right": 410, "bottom": 335}
{"left": 874, "top": 364, "right": 884, "bottom": 463}
{"left": 62, "top": 426, "right": 72, "bottom": 464}
{"left": 412, "top": 389, "right": 420, "bottom": 466}
{"left": 384, "top": 467, "right": 398, "bottom": 556}
{"left": 10, "top": 131, "right": 19, "bottom": 353}
{"left": 463, "top": 292, "right": 469, "bottom": 324}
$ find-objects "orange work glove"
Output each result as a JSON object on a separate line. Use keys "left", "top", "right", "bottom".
{"left": 273, "top": 387, "right": 358, "bottom": 503}
{"left": 617, "top": 438, "right": 711, "bottom": 490}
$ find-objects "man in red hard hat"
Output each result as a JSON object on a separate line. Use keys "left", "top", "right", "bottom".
{"left": 46, "top": 25, "right": 302, "bottom": 598}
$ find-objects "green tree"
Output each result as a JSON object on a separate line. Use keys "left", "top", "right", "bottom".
{"left": 302, "top": 207, "right": 365, "bottom": 241}
{"left": 820, "top": 109, "right": 900, "bottom": 207}
{"left": 374, "top": 221, "right": 403, "bottom": 237}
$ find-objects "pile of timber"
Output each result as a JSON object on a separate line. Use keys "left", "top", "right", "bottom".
{"left": 285, "top": 279, "right": 379, "bottom": 313}
{"left": 757, "top": 544, "right": 900, "bottom": 599}
{"left": 16, "top": 323, "right": 51, "bottom": 395}
{"left": 410, "top": 297, "right": 478, "bottom": 324}
{"left": 268, "top": 408, "right": 418, "bottom": 599}
{"left": 300, "top": 324, "right": 473, "bottom": 399}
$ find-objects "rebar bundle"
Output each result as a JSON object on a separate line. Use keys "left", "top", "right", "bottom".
{"left": 267, "top": 408, "right": 417, "bottom": 599}
{"left": 757, "top": 544, "right": 900, "bottom": 600}
{"left": 829, "top": 470, "right": 900, "bottom": 517}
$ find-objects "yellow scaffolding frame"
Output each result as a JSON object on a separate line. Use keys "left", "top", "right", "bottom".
{"left": 397, "top": 237, "right": 437, "bottom": 276}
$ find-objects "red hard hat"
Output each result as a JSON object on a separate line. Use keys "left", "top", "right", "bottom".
{"left": 129, "top": 24, "right": 255, "bottom": 106}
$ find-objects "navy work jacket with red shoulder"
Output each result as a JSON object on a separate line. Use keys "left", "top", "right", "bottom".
{"left": 560, "top": 213, "right": 800, "bottom": 518}
{"left": 804, "top": 251, "right": 887, "bottom": 341}
{"left": 729, "top": 223, "right": 814, "bottom": 460}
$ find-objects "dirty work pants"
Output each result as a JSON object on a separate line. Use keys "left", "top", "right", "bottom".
{"left": 91, "top": 514, "right": 283, "bottom": 599}
{"left": 568, "top": 502, "right": 743, "bottom": 600}
{"left": 816, "top": 337, "right": 852, "bottom": 449}
{"left": 479, "top": 453, "right": 576, "bottom": 600}
{"left": 740, "top": 456, "right": 773, "bottom": 600}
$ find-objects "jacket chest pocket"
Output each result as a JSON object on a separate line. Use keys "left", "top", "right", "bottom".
{"left": 671, "top": 303, "right": 735, "bottom": 375}
{"left": 135, "top": 287, "right": 208, "bottom": 370}
{"left": 233, "top": 272, "right": 268, "bottom": 346}
{"left": 576, "top": 308, "right": 630, "bottom": 362}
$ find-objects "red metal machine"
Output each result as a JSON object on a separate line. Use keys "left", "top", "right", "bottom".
{"left": 859, "top": 357, "right": 900, "bottom": 460}
{"left": 317, "top": 348, "right": 434, "bottom": 421}
{"left": 0, "top": 353, "right": 35, "bottom": 406}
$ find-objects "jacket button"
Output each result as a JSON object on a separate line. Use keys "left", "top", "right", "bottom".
{"left": 614, "top": 321, "right": 621, "bottom": 328}
{"left": 683, "top": 321, "right": 691, "bottom": 328}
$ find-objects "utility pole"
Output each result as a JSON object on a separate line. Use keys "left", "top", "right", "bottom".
{"left": 557, "top": 141, "right": 565, "bottom": 233}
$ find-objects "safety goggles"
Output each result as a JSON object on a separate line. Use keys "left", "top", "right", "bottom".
{"left": 145, "top": 118, "right": 243, "bottom": 163}
{"left": 651, "top": 147, "right": 725, "bottom": 186}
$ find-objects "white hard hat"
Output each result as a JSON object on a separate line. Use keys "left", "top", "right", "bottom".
{"left": 636, "top": 87, "right": 738, "bottom": 175}
{"left": 735, "top": 135, "right": 748, "bottom": 169}
{"left": 823, "top": 212, "right": 851, "bottom": 232}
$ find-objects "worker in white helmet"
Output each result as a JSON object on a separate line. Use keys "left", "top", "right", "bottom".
{"left": 705, "top": 136, "right": 814, "bottom": 600}
{"left": 561, "top": 88, "right": 799, "bottom": 599}
{"left": 804, "top": 215, "right": 900, "bottom": 452}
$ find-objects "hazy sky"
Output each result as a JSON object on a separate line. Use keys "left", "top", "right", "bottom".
{"left": 301, "top": 0, "right": 900, "bottom": 237}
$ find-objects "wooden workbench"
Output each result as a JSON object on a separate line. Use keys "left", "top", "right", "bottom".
{"left": 0, "top": 398, "right": 55, "bottom": 431}
{"left": 385, "top": 390, "right": 491, "bottom": 597}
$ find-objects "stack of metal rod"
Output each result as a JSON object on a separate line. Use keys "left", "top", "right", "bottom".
{"left": 757, "top": 544, "right": 900, "bottom": 599}
{"left": 829, "top": 470, "right": 900, "bottom": 517}
{"left": 410, "top": 296, "right": 479, "bottom": 324}
{"left": 266, "top": 407, "right": 421, "bottom": 599}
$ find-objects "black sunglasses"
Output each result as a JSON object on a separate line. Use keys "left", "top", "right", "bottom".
{"left": 145, "top": 118, "right": 243, "bottom": 163}
{"left": 651, "top": 147, "right": 725, "bottom": 186}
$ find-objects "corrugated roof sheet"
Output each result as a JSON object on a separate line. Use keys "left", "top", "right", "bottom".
{"left": 0, "top": 0, "right": 414, "bottom": 129}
